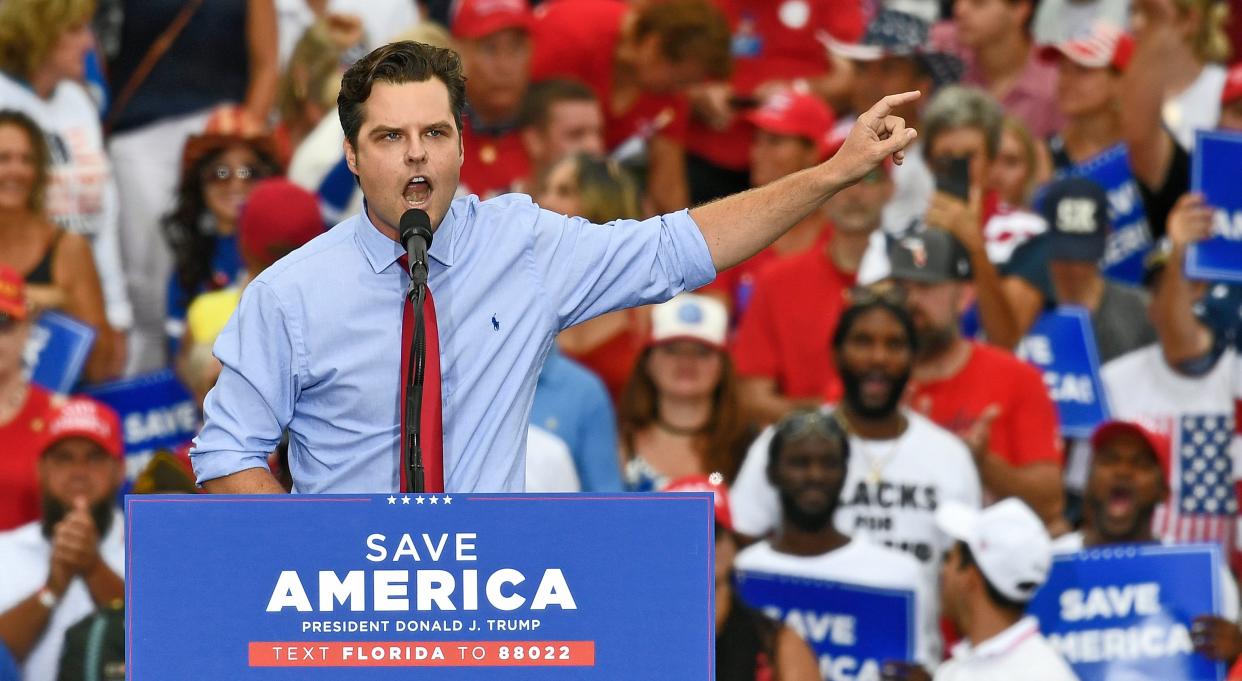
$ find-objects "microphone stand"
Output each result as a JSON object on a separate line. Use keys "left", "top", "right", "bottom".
{"left": 404, "top": 260, "right": 429, "bottom": 493}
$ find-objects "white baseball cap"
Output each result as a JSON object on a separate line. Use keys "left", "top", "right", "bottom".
{"left": 936, "top": 498, "right": 1052, "bottom": 603}
{"left": 650, "top": 293, "right": 728, "bottom": 349}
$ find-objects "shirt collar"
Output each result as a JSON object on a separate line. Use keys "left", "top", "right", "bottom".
{"left": 950, "top": 616, "right": 1040, "bottom": 661}
{"left": 354, "top": 201, "right": 457, "bottom": 274}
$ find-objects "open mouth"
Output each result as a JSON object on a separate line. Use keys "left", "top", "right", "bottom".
{"left": 1105, "top": 485, "right": 1135, "bottom": 519}
{"left": 404, "top": 176, "right": 432, "bottom": 208}
{"left": 860, "top": 372, "right": 892, "bottom": 401}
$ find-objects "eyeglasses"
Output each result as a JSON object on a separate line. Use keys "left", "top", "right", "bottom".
{"left": 847, "top": 284, "right": 906, "bottom": 307}
{"left": 205, "top": 164, "right": 265, "bottom": 183}
{"left": 774, "top": 409, "right": 847, "bottom": 441}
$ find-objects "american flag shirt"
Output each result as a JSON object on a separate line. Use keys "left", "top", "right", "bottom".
{"left": 1102, "top": 345, "right": 1242, "bottom": 554}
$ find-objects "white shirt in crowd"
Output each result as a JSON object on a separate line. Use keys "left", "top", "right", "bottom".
{"left": 882, "top": 140, "right": 934, "bottom": 237}
{"left": 525, "top": 425, "right": 581, "bottom": 492}
{"left": 1102, "top": 344, "right": 1241, "bottom": 545}
{"left": 1051, "top": 531, "right": 1242, "bottom": 621}
{"left": 934, "top": 616, "right": 1080, "bottom": 681}
{"left": 0, "top": 510, "right": 126, "bottom": 681}
{"left": 730, "top": 409, "right": 982, "bottom": 595}
{"left": 0, "top": 73, "right": 133, "bottom": 330}
{"left": 275, "top": 0, "right": 420, "bottom": 67}
{"left": 1163, "top": 63, "right": 1227, "bottom": 151}
{"left": 735, "top": 537, "right": 940, "bottom": 667}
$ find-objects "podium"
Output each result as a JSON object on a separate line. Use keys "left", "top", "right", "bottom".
{"left": 125, "top": 493, "right": 715, "bottom": 679}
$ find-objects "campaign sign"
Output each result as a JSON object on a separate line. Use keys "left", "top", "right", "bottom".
{"left": 1188, "top": 131, "right": 1242, "bottom": 283}
{"left": 1064, "top": 144, "right": 1153, "bottom": 284}
{"left": 733, "top": 571, "right": 914, "bottom": 681}
{"left": 24, "top": 310, "right": 95, "bottom": 393}
{"left": 127, "top": 493, "right": 714, "bottom": 680}
{"left": 85, "top": 370, "right": 199, "bottom": 481}
{"left": 1029, "top": 544, "right": 1224, "bottom": 681}
{"left": 1016, "top": 307, "right": 1110, "bottom": 438}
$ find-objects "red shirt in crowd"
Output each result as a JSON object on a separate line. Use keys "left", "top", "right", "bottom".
{"left": 731, "top": 239, "right": 856, "bottom": 399}
{"left": 687, "top": 0, "right": 863, "bottom": 170}
{"left": 703, "top": 223, "right": 831, "bottom": 325}
{"left": 905, "top": 341, "right": 1062, "bottom": 468}
{"left": 459, "top": 115, "right": 531, "bottom": 200}
{"left": 529, "top": 0, "right": 690, "bottom": 152}
{"left": 563, "top": 326, "right": 645, "bottom": 405}
{"left": 0, "top": 385, "right": 57, "bottom": 530}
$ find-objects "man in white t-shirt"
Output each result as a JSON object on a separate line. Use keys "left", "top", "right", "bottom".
{"left": 730, "top": 295, "right": 982, "bottom": 599}
{"left": 0, "top": 397, "right": 126, "bottom": 681}
{"left": 734, "top": 408, "right": 939, "bottom": 669}
{"left": 1052, "top": 419, "right": 1242, "bottom": 662}
{"left": 935, "top": 499, "right": 1078, "bottom": 680}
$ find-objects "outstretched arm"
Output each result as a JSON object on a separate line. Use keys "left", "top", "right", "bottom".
{"left": 691, "top": 92, "right": 920, "bottom": 271}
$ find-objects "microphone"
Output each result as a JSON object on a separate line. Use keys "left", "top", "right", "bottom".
{"left": 399, "top": 209, "right": 433, "bottom": 287}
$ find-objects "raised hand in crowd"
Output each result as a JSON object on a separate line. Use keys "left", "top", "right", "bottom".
{"left": 46, "top": 497, "right": 101, "bottom": 599}
{"left": 1151, "top": 192, "right": 1217, "bottom": 366}
{"left": 926, "top": 187, "right": 985, "bottom": 254}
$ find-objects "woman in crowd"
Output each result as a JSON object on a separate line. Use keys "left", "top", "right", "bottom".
{"left": 273, "top": 15, "right": 362, "bottom": 167}
{"left": 989, "top": 116, "right": 1046, "bottom": 209}
{"left": 162, "top": 110, "right": 279, "bottom": 356}
{"left": 1043, "top": 23, "right": 1132, "bottom": 172}
{"left": 0, "top": 0, "right": 131, "bottom": 375}
{"left": 537, "top": 153, "right": 648, "bottom": 403}
{"left": 0, "top": 111, "right": 114, "bottom": 383}
{"left": 617, "top": 293, "right": 750, "bottom": 491}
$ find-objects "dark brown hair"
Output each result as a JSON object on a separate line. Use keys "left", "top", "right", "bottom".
{"left": 337, "top": 41, "right": 468, "bottom": 148}
{"left": 633, "top": 0, "right": 732, "bottom": 80}
{"left": 0, "top": 109, "right": 51, "bottom": 213}
{"left": 617, "top": 347, "right": 748, "bottom": 483}
{"left": 520, "top": 79, "right": 598, "bottom": 130}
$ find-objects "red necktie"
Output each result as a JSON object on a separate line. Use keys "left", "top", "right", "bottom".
{"left": 398, "top": 256, "right": 444, "bottom": 493}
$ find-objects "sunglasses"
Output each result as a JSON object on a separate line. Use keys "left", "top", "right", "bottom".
{"left": 774, "top": 409, "right": 846, "bottom": 441}
{"left": 205, "top": 164, "right": 266, "bottom": 183}
{"left": 847, "top": 284, "right": 906, "bottom": 307}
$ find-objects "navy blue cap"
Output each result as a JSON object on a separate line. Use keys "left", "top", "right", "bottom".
{"left": 1039, "top": 177, "right": 1111, "bottom": 263}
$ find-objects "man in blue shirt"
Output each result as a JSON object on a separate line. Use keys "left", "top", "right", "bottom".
{"left": 191, "top": 41, "right": 920, "bottom": 494}
{"left": 531, "top": 348, "right": 623, "bottom": 492}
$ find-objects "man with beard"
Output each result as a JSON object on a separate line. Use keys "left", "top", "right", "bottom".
{"left": 734, "top": 408, "right": 938, "bottom": 669}
{"left": 889, "top": 229, "right": 1064, "bottom": 529}
{"left": 730, "top": 295, "right": 981, "bottom": 651}
{"left": 1051, "top": 419, "right": 1242, "bottom": 665}
{"left": 0, "top": 397, "right": 126, "bottom": 681}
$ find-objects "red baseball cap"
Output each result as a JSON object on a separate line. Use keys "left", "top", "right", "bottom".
{"left": 1223, "top": 62, "right": 1242, "bottom": 105}
{"left": 43, "top": 397, "right": 124, "bottom": 459}
{"left": 1039, "top": 22, "right": 1134, "bottom": 71}
{"left": 747, "top": 89, "right": 836, "bottom": 161}
{"left": 1090, "top": 419, "right": 1171, "bottom": 478}
{"left": 239, "top": 179, "right": 324, "bottom": 268}
{"left": 664, "top": 475, "right": 734, "bottom": 532}
{"left": 451, "top": 0, "right": 532, "bottom": 39}
{"left": 0, "top": 265, "right": 27, "bottom": 321}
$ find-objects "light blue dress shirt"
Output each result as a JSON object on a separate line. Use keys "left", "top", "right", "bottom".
{"left": 190, "top": 194, "right": 715, "bottom": 492}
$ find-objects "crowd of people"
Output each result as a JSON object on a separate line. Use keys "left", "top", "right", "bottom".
{"left": 0, "top": 0, "right": 1241, "bottom": 678}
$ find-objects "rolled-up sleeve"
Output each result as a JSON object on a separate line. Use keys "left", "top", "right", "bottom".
{"left": 190, "top": 281, "right": 301, "bottom": 484}
{"left": 531, "top": 207, "right": 717, "bottom": 330}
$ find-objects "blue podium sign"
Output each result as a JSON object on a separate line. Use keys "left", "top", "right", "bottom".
{"left": 86, "top": 370, "right": 199, "bottom": 482}
{"left": 25, "top": 310, "right": 95, "bottom": 393}
{"left": 126, "top": 493, "right": 714, "bottom": 679}
{"left": 1064, "top": 144, "right": 1153, "bottom": 284}
{"left": 1188, "top": 131, "right": 1242, "bottom": 283}
{"left": 1029, "top": 544, "right": 1224, "bottom": 681}
{"left": 1016, "top": 307, "right": 1110, "bottom": 438}
{"left": 733, "top": 570, "right": 915, "bottom": 680}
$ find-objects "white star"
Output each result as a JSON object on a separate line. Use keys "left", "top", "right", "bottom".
{"left": 416, "top": 496, "right": 425, "bottom": 505}
{"left": 402, "top": 496, "right": 411, "bottom": 505}
{"left": 443, "top": 496, "right": 453, "bottom": 505}
{"left": 387, "top": 495, "right": 397, "bottom": 505}
{"left": 430, "top": 496, "right": 440, "bottom": 505}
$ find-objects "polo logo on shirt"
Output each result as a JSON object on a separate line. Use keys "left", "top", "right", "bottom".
{"left": 491, "top": 314, "right": 500, "bottom": 331}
